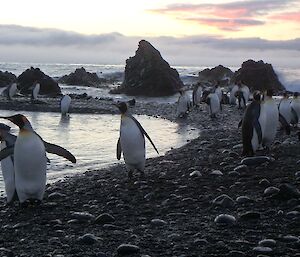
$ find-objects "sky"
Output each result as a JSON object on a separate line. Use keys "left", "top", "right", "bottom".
{"left": 0, "top": 0, "right": 299, "bottom": 67}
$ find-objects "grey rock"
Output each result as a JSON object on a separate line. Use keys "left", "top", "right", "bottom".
{"left": 95, "top": 213, "right": 115, "bottom": 224}
{"left": 151, "top": 219, "right": 167, "bottom": 226}
{"left": 264, "top": 186, "right": 280, "bottom": 196}
{"left": 258, "top": 239, "right": 276, "bottom": 247}
{"left": 234, "top": 165, "right": 248, "bottom": 173}
{"left": 48, "top": 192, "right": 66, "bottom": 200}
{"left": 212, "top": 194, "right": 235, "bottom": 208}
{"left": 0, "top": 248, "right": 13, "bottom": 257}
{"left": 210, "top": 170, "right": 223, "bottom": 176}
{"left": 49, "top": 237, "right": 61, "bottom": 245}
{"left": 236, "top": 196, "right": 253, "bottom": 204}
{"left": 77, "top": 233, "right": 101, "bottom": 245}
{"left": 70, "top": 211, "right": 95, "bottom": 221}
{"left": 239, "top": 211, "right": 261, "bottom": 220}
{"left": 241, "top": 156, "right": 274, "bottom": 166}
{"left": 259, "top": 179, "right": 270, "bottom": 187}
{"left": 253, "top": 246, "right": 273, "bottom": 253}
{"left": 280, "top": 235, "right": 299, "bottom": 243}
{"left": 189, "top": 170, "right": 202, "bottom": 177}
{"left": 214, "top": 214, "right": 236, "bottom": 225}
{"left": 117, "top": 244, "right": 140, "bottom": 255}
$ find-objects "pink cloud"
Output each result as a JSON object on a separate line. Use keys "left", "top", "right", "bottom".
{"left": 269, "top": 12, "right": 300, "bottom": 23}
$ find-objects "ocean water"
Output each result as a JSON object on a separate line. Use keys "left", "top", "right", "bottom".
{"left": 0, "top": 110, "right": 199, "bottom": 197}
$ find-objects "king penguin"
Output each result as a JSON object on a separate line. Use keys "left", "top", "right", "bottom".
{"left": 0, "top": 123, "right": 18, "bottom": 203}
{"left": 235, "top": 82, "right": 250, "bottom": 109}
{"left": 0, "top": 114, "right": 76, "bottom": 205}
{"left": 278, "top": 92, "right": 291, "bottom": 133}
{"left": 241, "top": 91, "right": 262, "bottom": 156}
{"left": 290, "top": 92, "right": 300, "bottom": 126}
{"left": 176, "top": 90, "right": 191, "bottom": 118}
{"left": 259, "top": 89, "right": 279, "bottom": 149}
{"left": 6, "top": 83, "right": 18, "bottom": 101}
{"left": 203, "top": 90, "right": 221, "bottom": 118}
{"left": 60, "top": 95, "right": 72, "bottom": 116}
{"left": 192, "top": 84, "right": 203, "bottom": 107}
{"left": 31, "top": 82, "right": 40, "bottom": 101}
{"left": 229, "top": 84, "right": 239, "bottom": 105}
{"left": 115, "top": 102, "right": 159, "bottom": 179}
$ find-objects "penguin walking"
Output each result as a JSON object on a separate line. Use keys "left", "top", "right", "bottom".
{"left": 192, "top": 84, "right": 203, "bottom": 107}
{"left": 60, "top": 95, "right": 72, "bottom": 116}
{"left": 290, "top": 92, "right": 300, "bottom": 126}
{"left": 31, "top": 83, "right": 40, "bottom": 101}
{"left": 278, "top": 92, "right": 291, "bottom": 133}
{"left": 115, "top": 102, "right": 159, "bottom": 179}
{"left": 235, "top": 82, "right": 250, "bottom": 109}
{"left": 203, "top": 90, "right": 221, "bottom": 118}
{"left": 214, "top": 81, "right": 223, "bottom": 103}
{"left": 259, "top": 89, "right": 279, "bottom": 149}
{"left": 176, "top": 90, "right": 191, "bottom": 118}
{"left": 0, "top": 123, "right": 18, "bottom": 203}
{"left": 0, "top": 114, "right": 76, "bottom": 205}
{"left": 241, "top": 91, "right": 262, "bottom": 156}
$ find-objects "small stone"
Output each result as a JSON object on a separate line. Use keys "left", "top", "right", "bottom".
{"left": 263, "top": 186, "right": 280, "bottom": 196}
{"left": 236, "top": 196, "right": 253, "bottom": 204}
{"left": 228, "top": 171, "right": 240, "bottom": 177}
{"left": 151, "top": 219, "right": 167, "bottom": 226}
{"left": 49, "top": 237, "right": 61, "bottom": 245}
{"left": 95, "top": 213, "right": 115, "bottom": 224}
{"left": 0, "top": 248, "right": 13, "bottom": 257}
{"left": 212, "top": 194, "right": 235, "bottom": 208}
{"left": 77, "top": 233, "right": 100, "bottom": 245}
{"left": 210, "top": 170, "right": 223, "bottom": 176}
{"left": 70, "top": 211, "right": 95, "bottom": 222}
{"left": 228, "top": 250, "right": 246, "bottom": 257}
{"left": 280, "top": 235, "right": 299, "bottom": 243}
{"left": 189, "top": 170, "right": 202, "bottom": 177}
{"left": 239, "top": 211, "right": 261, "bottom": 220}
{"left": 214, "top": 214, "right": 236, "bottom": 225}
{"left": 258, "top": 239, "right": 276, "bottom": 247}
{"left": 234, "top": 165, "right": 248, "bottom": 173}
{"left": 273, "top": 183, "right": 300, "bottom": 200}
{"left": 259, "top": 179, "right": 270, "bottom": 187}
{"left": 241, "top": 156, "right": 273, "bottom": 166}
{"left": 233, "top": 144, "right": 243, "bottom": 149}
{"left": 253, "top": 246, "right": 273, "bottom": 253}
{"left": 167, "top": 233, "right": 181, "bottom": 241}
{"left": 286, "top": 211, "right": 300, "bottom": 218}
{"left": 117, "top": 244, "right": 140, "bottom": 255}
{"left": 48, "top": 192, "right": 66, "bottom": 200}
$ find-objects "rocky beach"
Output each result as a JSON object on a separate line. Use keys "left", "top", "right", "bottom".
{"left": 0, "top": 94, "right": 299, "bottom": 257}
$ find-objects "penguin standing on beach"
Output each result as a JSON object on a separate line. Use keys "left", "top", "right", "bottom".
{"left": 241, "top": 91, "right": 262, "bottom": 156}
{"left": 203, "top": 90, "right": 221, "bottom": 118}
{"left": 278, "top": 92, "right": 292, "bottom": 132}
{"left": 192, "top": 84, "right": 203, "bottom": 107}
{"left": 0, "top": 114, "right": 76, "bottom": 205}
{"left": 259, "top": 89, "right": 279, "bottom": 149}
{"left": 60, "top": 95, "right": 72, "bottom": 116}
{"left": 115, "top": 102, "right": 159, "bottom": 179}
{"left": 236, "top": 82, "right": 250, "bottom": 109}
{"left": 31, "top": 83, "right": 40, "bottom": 101}
{"left": 6, "top": 83, "right": 18, "bottom": 101}
{"left": 0, "top": 123, "right": 18, "bottom": 203}
{"left": 176, "top": 90, "right": 191, "bottom": 118}
{"left": 214, "top": 82, "right": 223, "bottom": 103}
{"left": 290, "top": 92, "right": 300, "bottom": 126}
{"left": 229, "top": 84, "right": 239, "bottom": 105}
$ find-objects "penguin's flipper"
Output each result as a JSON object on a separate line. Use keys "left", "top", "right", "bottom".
{"left": 117, "top": 137, "right": 122, "bottom": 160}
{"left": 0, "top": 145, "right": 14, "bottom": 161}
{"left": 238, "top": 119, "right": 243, "bottom": 128}
{"left": 44, "top": 142, "right": 76, "bottom": 163}
{"left": 253, "top": 119, "right": 263, "bottom": 144}
{"left": 279, "top": 113, "right": 291, "bottom": 135}
{"left": 129, "top": 115, "right": 159, "bottom": 154}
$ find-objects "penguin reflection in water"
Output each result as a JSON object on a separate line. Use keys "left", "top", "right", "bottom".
{"left": 115, "top": 102, "right": 159, "bottom": 179}
{"left": 0, "top": 114, "right": 76, "bottom": 206}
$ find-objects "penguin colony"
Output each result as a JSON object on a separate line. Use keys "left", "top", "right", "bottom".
{"left": 0, "top": 78, "right": 299, "bottom": 206}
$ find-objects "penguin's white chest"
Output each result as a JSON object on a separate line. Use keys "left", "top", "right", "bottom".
{"left": 61, "top": 95, "right": 72, "bottom": 114}
{"left": 259, "top": 100, "right": 279, "bottom": 147}
{"left": 14, "top": 132, "right": 47, "bottom": 202}
{"left": 208, "top": 93, "right": 220, "bottom": 115}
{"left": 120, "top": 118, "right": 145, "bottom": 167}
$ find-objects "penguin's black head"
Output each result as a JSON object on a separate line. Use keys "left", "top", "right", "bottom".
{"left": 253, "top": 91, "right": 261, "bottom": 101}
{"left": 0, "top": 123, "right": 11, "bottom": 141}
{"left": 115, "top": 102, "right": 128, "bottom": 114}
{"left": 0, "top": 114, "right": 28, "bottom": 129}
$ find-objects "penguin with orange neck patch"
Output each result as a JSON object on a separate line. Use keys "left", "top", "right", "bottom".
{"left": 115, "top": 102, "right": 159, "bottom": 179}
{"left": 0, "top": 114, "right": 76, "bottom": 206}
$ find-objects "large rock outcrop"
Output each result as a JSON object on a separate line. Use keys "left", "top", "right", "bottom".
{"left": 17, "top": 67, "right": 61, "bottom": 95}
{"left": 198, "top": 65, "right": 234, "bottom": 86}
{"left": 111, "top": 40, "right": 184, "bottom": 96}
{"left": 0, "top": 71, "right": 17, "bottom": 87}
{"left": 233, "top": 60, "right": 284, "bottom": 92}
{"left": 58, "top": 67, "right": 106, "bottom": 87}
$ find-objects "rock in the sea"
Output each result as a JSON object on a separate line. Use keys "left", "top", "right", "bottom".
{"left": 17, "top": 67, "right": 61, "bottom": 95}
{"left": 234, "top": 60, "right": 284, "bottom": 92}
{"left": 58, "top": 67, "right": 105, "bottom": 86}
{"left": 198, "top": 65, "right": 234, "bottom": 85}
{"left": 214, "top": 214, "right": 236, "bottom": 225}
{"left": 0, "top": 70, "right": 16, "bottom": 87}
{"left": 111, "top": 40, "right": 184, "bottom": 96}
{"left": 116, "top": 244, "right": 140, "bottom": 255}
